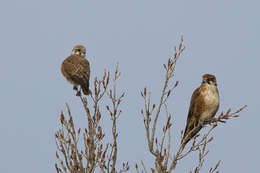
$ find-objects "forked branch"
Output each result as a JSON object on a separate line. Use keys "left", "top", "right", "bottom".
{"left": 55, "top": 65, "right": 128, "bottom": 173}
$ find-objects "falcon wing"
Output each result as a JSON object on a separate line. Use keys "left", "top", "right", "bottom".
{"left": 61, "top": 55, "right": 90, "bottom": 86}
{"left": 182, "top": 87, "right": 204, "bottom": 146}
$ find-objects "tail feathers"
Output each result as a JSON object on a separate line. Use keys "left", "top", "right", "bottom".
{"left": 181, "top": 125, "right": 202, "bottom": 150}
{"left": 81, "top": 85, "right": 92, "bottom": 95}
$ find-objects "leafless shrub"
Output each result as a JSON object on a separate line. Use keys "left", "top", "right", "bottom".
{"left": 55, "top": 64, "right": 129, "bottom": 173}
{"left": 137, "top": 36, "right": 247, "bottom": 173}
{"left": 55, "top": 37, "right": 247, "bottom": 173}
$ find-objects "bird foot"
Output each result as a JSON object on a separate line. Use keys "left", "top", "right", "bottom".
{"left": 210, "top": 117, "right": 217, "bottom": 123}
{"left": 76, "top": 91, "right": 81, "bottom": 96}
{"left": 211, "top": 117, "right": 226, "bottom": 124}
{"left": 73, "top": 86, "right": 78, "bottom": 91}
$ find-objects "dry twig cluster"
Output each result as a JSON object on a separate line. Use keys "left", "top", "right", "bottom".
{"left": 55, "top": 64, "right": 129, "bottom": 173}
{"left": 55, "top": 37, "right": 246, "bottom": 173}
{"left": 136, "top": 37, "right": 247, "bottom": 173}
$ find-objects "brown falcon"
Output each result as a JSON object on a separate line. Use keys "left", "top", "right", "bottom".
{"left": 181, "top": 74, "right": 219, "bottom": 148}
{"left": 61, "top": 45, "right": 91, "bottom": 96}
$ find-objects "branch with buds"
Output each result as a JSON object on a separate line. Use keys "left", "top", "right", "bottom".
{"left": 55, "top": 65, "right": 128, "bottom": 173}
{"left": 138, "top": 36, "right": 247, "bottom": 173}
{"left": 56, "top": 37, "right": 247, "bottom": 173}
{"left": 168, "top": 105, "right": 247, "bottom": 173}
{"left": 138, "top": 36, "right": 184, "bottom": 173}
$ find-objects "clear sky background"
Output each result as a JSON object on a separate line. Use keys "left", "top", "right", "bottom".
{"left": 0, "top": 0, "right": 259, "bottom": 172}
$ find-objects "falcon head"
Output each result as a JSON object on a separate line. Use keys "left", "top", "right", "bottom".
{"left": 72, "top": 45, "right": 86, "bottom": 57}
{"left": 202, "top": 74, "right": 217, "bottom": 86}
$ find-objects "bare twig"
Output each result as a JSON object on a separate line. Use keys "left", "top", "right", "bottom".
{"left": 55, "top": 64, "right": 128, "bottom": 173}
{"left": 106, "top": 64, "right": 126, "bottom": 173}
{"left": 168, "top": 105, "right": 247, "bottom": 172}
{"left": 139, "top": 36, "right": 247, "bottom": 173}
{"left": 139, "top": 36, "right": 185, "bottom": 172}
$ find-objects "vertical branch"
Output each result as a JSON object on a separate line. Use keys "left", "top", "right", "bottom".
{"left": 55, "top": 106, "right": 84, "bottom": 173}
{"left": 140, "top": 37, "right": 184, "bottom": 172}
{"left": 82, "top": 70, "right": 109, "bottom": 172}
{"left": 111, "top": 65, "right": 119, "bottom": 173}
{"left": 56, "top": 69, "right": 112, "bottom": 173}
{"left": 138, "top": 35, "right": 246, "bottom": 173}
{"left": 163, "top": 104, "right": 172, "bottom": 171}
{"left": 193, "top": 139, "right": 208, "bottom": 173}
{"left": 106, "top": 64, "right": 126, "bottom": 173}
{"left": 152, "top": 37, "right": 184, "bottom": 154}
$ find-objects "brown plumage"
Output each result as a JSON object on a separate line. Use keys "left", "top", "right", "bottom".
{"left": 61, "top": 45, "right": 91, "bottom": 95}
{"left": 181, "top": 74, "right": 219, "bottom": 148}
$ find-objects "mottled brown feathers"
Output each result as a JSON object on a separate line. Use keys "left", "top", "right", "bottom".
{"left": 182, "top": 74, "right": 219, "bottom": 148}
{"left": 202, "top": 74, "right": 216, "bottom": 80}
{"left": 73, "top": 45, "right": 86, "bottom": 52}
{"left": 61, "top": 45, "right": 91, "bottom": 95}
{"left": 202, "top": 74, "right": 217, "bottom": 85}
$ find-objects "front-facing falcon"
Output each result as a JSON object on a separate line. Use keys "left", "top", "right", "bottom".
{"left": 61, "top": 45, "right": 91, "bottom": 96}
{"left": 181, "top": 74, "right": 219, "bottom": 148}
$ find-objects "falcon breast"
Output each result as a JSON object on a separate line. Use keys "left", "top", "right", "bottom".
{"left": 181, "top": 74, "right": 219, "bottom": 148}
{"left": 61, "top": 45, "right": 91, "bottom": 95}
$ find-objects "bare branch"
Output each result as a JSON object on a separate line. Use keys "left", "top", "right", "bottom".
{"left": 55, "top": 64, "right": 128, "bottom": 173}
{"left": 168, "top": 105, "right": 247, "bottom": 172}
{"left": 140, "top": 36, "right": 184, "bottom": 172}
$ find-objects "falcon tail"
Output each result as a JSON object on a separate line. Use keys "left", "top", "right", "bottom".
{"left": 181, "top": 125, "right": 202, "bottom": 150}
{"left": 81, "top": 85, "right": 92, "bottom": 95}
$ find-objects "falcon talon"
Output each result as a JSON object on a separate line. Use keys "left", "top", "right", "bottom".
{"left": 73, "top": 86, "right": 78, "bottom": 91}
{"left": 210, "top": 117, "right": 217, "bottom": 123}
{"left": 76, "top": 91, "right": 81, "bottom": 97}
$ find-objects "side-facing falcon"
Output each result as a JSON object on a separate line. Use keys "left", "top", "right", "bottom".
{"left": 61, "top": 45, "right": 91, "bottom": 96}
{"left": 181, "top": 74, "right": 219, "bottom": 148}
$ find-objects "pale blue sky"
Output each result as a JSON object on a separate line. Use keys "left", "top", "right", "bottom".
{"left": 0, "top": 0, "right": 259, "bottom": 172}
